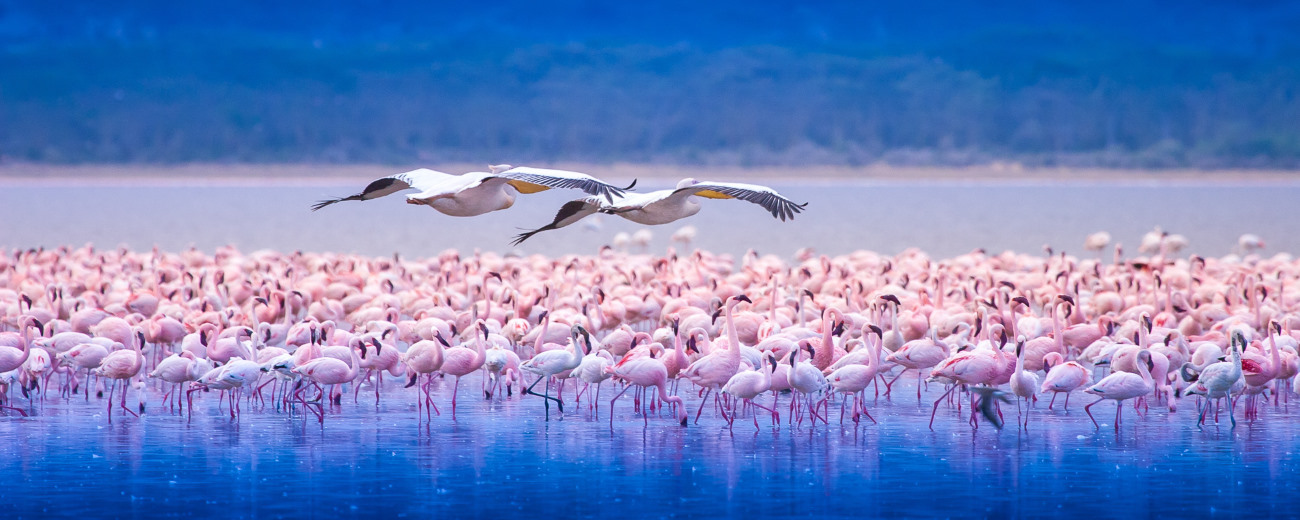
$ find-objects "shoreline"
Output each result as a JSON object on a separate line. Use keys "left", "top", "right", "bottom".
{"left": 1, "top": 162, "right": 1299, "bottom": 186}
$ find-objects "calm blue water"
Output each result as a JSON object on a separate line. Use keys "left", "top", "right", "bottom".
{"left": 3, "top": 376, "right": 1295, "bottom": 518}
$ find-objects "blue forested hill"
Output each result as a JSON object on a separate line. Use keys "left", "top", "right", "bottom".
{"left": 2, "top": 1, "right": 1298, "bottom": 166}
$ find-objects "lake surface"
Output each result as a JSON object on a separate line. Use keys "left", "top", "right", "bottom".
{"left": 2, "top": 375, "right": 1295, "bottom": 519}
{"left": 2, "top": 178, "right": 1299, "bottom": 260}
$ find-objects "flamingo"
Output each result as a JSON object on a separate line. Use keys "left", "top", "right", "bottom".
{"left": 573, "top": 348, "right": 614, "bottom": 417}
{"left": 1039, "top": 352, "right": 1090, "bottom": 410}
{"left": 1084, "top": 350, "right": 1154, "bottom": 430}
{"left": 353, "top": 336, "right": 402, "bottom": 406}
{"left": 94, "top": 329, "right": 146, "bottom": 422}
{"left": 520, "top": 323, "right": 590, "bottom": 420}
{"left": 927, "top": 326, "right": 1008, "bottom": 430}
{"left": 883, "top": 324, "right": 947, "bottom": 401}
{"left": 150, "top": 351, "right": 206, "bottom": 412}
{"left": 401, "top": 338, "right": 446, "bottom": 421}
{"left": 606, "top": 351, "right": 689, "bottom": 427}
{"left": 1008, "top": 336, "right": 1039, "bottom": 428}
{"left": 311, "top": 165, "right": 632, "bottom": 216}
{"left": 292, "top": 338, "right": 363, "bottom": 424}
{"left": 789, "top": 341, "right": 831, "bottom": 426}
{"left": 1194, "top": 331, "right": 1245, "bottom": 428}
{"left": 827, "top": 328, "right": 883, "bottom": 426}
{"left": 0, "top": 317, "right": 40, "bottom": 415}
{"left": 482, "top": 339, "right": 523, "bottom": 401}
{"left": 680, "top": 294, "right": 751, "bottom": 424}
{"left": 439, "top": 321, "right": 490, "bottom": 418}
{"left": 511, "top": 179, "right": 806, "bottom": 244}
{"left": 721, "top": 352, "right": 780, "bottom": 430}
{"left": 57, "top": 342, "right": 110, "bottom": 400}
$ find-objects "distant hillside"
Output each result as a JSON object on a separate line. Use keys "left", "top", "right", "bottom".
{"left": 2, "top": 1, "right": 1298, "bottom": 167}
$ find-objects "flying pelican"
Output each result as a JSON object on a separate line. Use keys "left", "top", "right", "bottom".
{"left": 511, "top": 178, "right": 807, "bottom": 245}
{"left": 311, "top": 165, "right": 635, "bottom": 216}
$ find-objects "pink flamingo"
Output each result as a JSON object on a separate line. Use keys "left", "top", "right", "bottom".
{"left": 150, "top": 351, "right": 205, "bottom": 412}
{"left": 439, "top": 321, "right": 489, "bottom": 418}
{"left": 927, "top": 325, "right": 1007, "bottom": 430}
{"left": 827, "top": 329, "right": 883, "bottom": 426}
{"left": 680, "top": 294, "right": 751, "bottom": 424}
{"left": 353, "top": 336, "right": 402, "bottom": 405}
{"left": 57, "top": 342, "right": 110, "bottom": 401}
{"left": 721, "top": 352, "right": 780, "bottom": 430}
{"left": 1039, "top": 352, "right": 1090, "bottom": 410}
{"left": 401, "top": 338, "right": 445, "bottom": 421}
{"left": 606, "top": 351, "right": 688, "bottom": 427}
{"left": 0, "top": 317, "right": 40, "bottom": 415}
{"left": 94, "top": 328, "right": 146, "bottom": 422}
{"left": 883, "top": 324, "right": 947, "bottom": 401}
{"left": 1084, "top": 350, "right": 1154, "bottom": 430}
{"left": 292, "top": 337, "right": 363, "bottom": 424}
{"left": 1240, "top": 321, "right": 1282, "bottom": 421}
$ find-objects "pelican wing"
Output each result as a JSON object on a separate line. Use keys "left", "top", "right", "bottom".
{"left": 672, "top": 181, "right": 808, "bottom": 221}
{"left": 496, "top": 166, "right": 635, "bottom": 203}
{"left": 311, "top": 169, "right": 454, "bottom": 211}
{"left": 510, "top": 197, "right": 604, "bottom": 246}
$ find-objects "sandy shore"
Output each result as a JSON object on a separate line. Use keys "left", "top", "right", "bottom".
{"left": 1, "top": 162, "right": 1298, "bottom": 184}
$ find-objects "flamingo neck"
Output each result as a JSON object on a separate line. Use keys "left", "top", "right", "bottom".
{"left": 534, "top": 315, "right": 550, "bottom": 352}
{"left": 725, "top": 302, "right": 741, "bottom": 362}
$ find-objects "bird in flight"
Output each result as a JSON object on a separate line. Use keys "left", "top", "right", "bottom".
{"left": 311, "top": 165, "right": 635, "bottom": 217}
{"left": 511, "top": 178, "right": 807, "bottom": 245}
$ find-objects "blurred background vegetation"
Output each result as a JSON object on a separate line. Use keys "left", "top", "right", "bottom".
{"left": 1, "top": 0, "right": 1297, "bottom": 167}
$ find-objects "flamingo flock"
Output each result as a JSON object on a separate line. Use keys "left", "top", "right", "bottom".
{"left": 0, "top": 231, "right": 1291, "bottom": 432}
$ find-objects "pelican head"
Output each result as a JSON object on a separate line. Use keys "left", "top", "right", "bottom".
{"left": 675, "top": 178, "right": 700, "bottom": 189}
{"left": 489, "top": 164, "right": 514, "bottom": 174}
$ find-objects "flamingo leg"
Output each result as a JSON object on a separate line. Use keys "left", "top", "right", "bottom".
{"left": 858, "top": 394, "right": 877, "bottom": 424}
{"left": 451, "top": 376, "right": 461, "bottom": 417}
{"left": 694, "top": 387, "right": 712, "bottom": 424}
{"left": 1084, "top": 397, "right": 1104, "bottom": 429}
{"left": 106, "top": 380, "right": 115, "bottom": 423}
{"left": 525, "top": 375, "right": 561, "bottom": 420}
{"left": 608, "top": 384, "right": 632, "bottom": 427}
{"left": 928, "top": 385, "right": 957, "bottom": 430}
